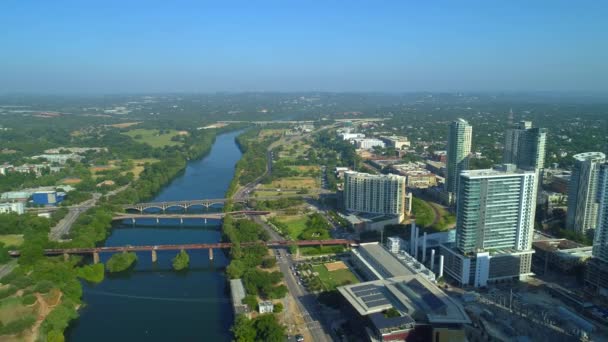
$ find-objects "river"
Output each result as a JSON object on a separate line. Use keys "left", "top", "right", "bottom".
{"left": 66, "top": 130, "right": 244, "bottom": 341}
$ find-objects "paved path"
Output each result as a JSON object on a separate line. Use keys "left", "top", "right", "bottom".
{"left": 0, "top": 259, "right": 17, "bottom": 280}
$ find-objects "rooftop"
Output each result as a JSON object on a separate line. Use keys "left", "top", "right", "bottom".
{"left": 338, "top": 276, "right": 471, "bottom": 325}
{"left": 573, "top": 152, "right": 605, "bottom": 162}
{"left": 462, "top": 164, "right": 534, "bottom": 178}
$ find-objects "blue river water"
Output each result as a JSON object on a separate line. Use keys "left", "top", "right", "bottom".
{"left": 66, "top": 130, "right": 244, "bottom": 341}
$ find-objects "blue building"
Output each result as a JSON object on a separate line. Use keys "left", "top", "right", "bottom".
{"left": 32, "top": 191, "right": 65, "bottom": 205}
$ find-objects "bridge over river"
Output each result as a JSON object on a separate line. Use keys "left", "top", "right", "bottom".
{"left": 123, "top": 194, "right": 324, "bottom": 212}
{"left": 9, "top": 239, "right": 356, "bottom": 264}
{"left": 112, "top": 210, "right": 270, "bottom": 224}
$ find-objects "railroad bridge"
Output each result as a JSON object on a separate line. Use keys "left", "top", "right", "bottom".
{"left": 9, "top": 239, "right": 357, "bottom": 264}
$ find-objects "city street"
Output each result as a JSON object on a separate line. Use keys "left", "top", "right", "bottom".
{"left": 252, "top": 215, "right": 333, "bottom": 342}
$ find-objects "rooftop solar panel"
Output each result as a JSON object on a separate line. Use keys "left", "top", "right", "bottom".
{"left": 365, "top": 298, "right": 391, "bottom": 308}
{"left": 407, "top": 279, "right": 446, "bottom": 311}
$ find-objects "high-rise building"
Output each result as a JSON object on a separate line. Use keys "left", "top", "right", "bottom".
{"left": 586, "top": 163, "right": 608, "bottom": 297}
{"left": 503, "top": 121, "right": 547, "bottom": 171}
{"left": 343, "top": 171, "right": 406, "bottom": 219}
{"left": 440, "top": 164, "right": 537, "bottom": 287}
{"left": 446, "top": 119, "right": 472, "bottom": 197}
{"left": 566, "top": 152, "right": 606, "bottom": 234}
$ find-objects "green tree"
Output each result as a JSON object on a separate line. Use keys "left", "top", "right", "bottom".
{"left": 172, "top": 250, "right": 190, "bottom": 271}
{"left": 232, "top": 314, "right": 256, "bottom": 342}
{"left": 106, "top": 252, "right": 137, "bottom": 272}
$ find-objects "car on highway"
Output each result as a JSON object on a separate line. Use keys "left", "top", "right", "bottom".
{"left": 295, "top": 334, "right": 304, "bottom": 342}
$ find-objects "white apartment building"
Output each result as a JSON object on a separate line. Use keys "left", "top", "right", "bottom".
{"left": 343, "top": 171, "right": 406, "bottom": 220}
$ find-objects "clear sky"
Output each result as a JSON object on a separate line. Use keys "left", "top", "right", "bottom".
{"left": 1, "top": 0, "right": 606, "bottom": 94}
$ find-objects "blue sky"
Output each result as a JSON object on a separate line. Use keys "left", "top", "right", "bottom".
{"left": 0, "top": 1, "right": 606, "bottom": 93}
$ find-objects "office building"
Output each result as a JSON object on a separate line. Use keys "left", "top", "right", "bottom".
{"left": 503, "top": 121, "right": 547, "bottom": 170}
{"left": 343, "top": 171, "right": 407, "bottom": 220}
{"left": 380, "top": 135, "right": 411, "bottom": 149}
{"left": 353, "top": 138, "right": 385, "bottom": 149}
{"left": 566, "top": 152, "right": 606, "bottom": 234}
{"left": 586, "top": 163, "right": 608, "bottom": 296}
{"left": 446, "top": 119, "right": 472, "bottom": 197}
{"left": 440, "top": 164, "right": 537, "bottom": 287}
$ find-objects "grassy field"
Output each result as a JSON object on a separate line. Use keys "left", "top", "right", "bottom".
{"left": 128, "top": 158, "right": 160, "bottom": 179}
{"left": 312, "top": 264, "right": 359, "bottom": 290}
{"left": 258, "top": 129, "right": 285, "bottom": 139}
{"left": 278, "top": 143, "right": 311, "bottom": 159}
{"left": 275, "top": 215, "right": 308, "bottom": 240}
{"left": 0, "top": 234, "right": 24, "bottom": 247}
{"left": 261, "top": 177, "right": 319, "bottom": 190}
{"left": 90, "top": 158, "right": 159, "bottom": 180}
{"left": 123, "top": 129, "right": 183, "bottom": 148}
{"left": 0, "top": 297, "right": 35, "bottom": 323}
{"left": 412, "top": 198, "right": 455, "bottom": 232}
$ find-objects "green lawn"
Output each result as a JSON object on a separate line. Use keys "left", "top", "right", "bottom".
{"left": 123, "top": 129, "right": 183, "bottom": 148}
{"left": 0, "top": 235, "right": 23, "bottom": 247}
{"left": 411, "top": 198, "right": 455, "bottom": 232}
{"left": 275, "top": 215, "right": 308, "bottom": 240}
{"left": 312, "top": 264, "right": 359, "bottom": 291}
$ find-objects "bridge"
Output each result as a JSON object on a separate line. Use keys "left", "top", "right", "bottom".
{"left": 123, "top": 198, "right": 236, "bottom": 212}
{"left": 123, "top": 194, "right": 321, "bottom": 212}
{"left": 112, "top": 211, "right": 270, "bottom": 224}
{"left": 9, "top": 239, "right": 356, "bottom": 264}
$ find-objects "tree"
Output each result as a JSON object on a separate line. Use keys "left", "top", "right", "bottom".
{"left": 172, "top": 250, "right": 190, "bottom": 271}
{"left": 273, "top": 302, "right": 283, "bottom": 313}
{"left": 106, "top": 252, "right": 137, "bottom": 272}
{"left": 253, "top": 314, "right": 286, "bottom": 342}
{"left": 232, "top": 314, "right": 256, "bottom": 342}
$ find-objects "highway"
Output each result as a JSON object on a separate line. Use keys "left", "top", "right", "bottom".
{"left": 253, "top": 216, "right": 334, "bottom": 342}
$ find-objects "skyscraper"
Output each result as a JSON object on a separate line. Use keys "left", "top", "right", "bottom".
{"left": 446, "top": 119, "right": 472, "bottom": 197}
{"left": 343, "top": 171, "right": 407, "bottom": 219}
{"left": 592, "top": 163, "right": 608, "bottom": 263}
{"left": 586, "top": 163, "right": 608, "bottom": 297}
{"left": 503, "top": 120, "right": 547, "bottom": 171}
{"left": 566, "top": 152, "right": 606, "bottom": 234}
{"left": 440, "top": 164, "right": 537, "bottom": 287}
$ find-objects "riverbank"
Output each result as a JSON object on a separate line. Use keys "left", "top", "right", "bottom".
{"left": 0, "top": 126, "right": 246, "bottom": 341}
{"left": 65, "top": 128, "right": 247, "bottom": 341}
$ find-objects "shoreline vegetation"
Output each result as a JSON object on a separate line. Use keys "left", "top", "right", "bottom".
{"left": 105, "top": 252, "right": 137, "bottom": 273}
{"left": 0, "top": 124, "right": 245, "bottom": 341}
{"left": 225, "top": 128, "right": 287, "bottom": 341}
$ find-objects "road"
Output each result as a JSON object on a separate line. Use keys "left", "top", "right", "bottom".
{"left": 0, "top": 260, "right": 17, "bottom": 280}
{"left": 49, "top": 185, "right": 130, "bottom": 241}
{"left": 252, "top": 216, "right": 333, "bottom": 342}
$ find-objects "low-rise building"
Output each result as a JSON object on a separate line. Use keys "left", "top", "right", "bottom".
{"left": 0, "top": 202, "right": 25, "bottom": 215}
{"left": 258, "top": 301, "right": 274, "bottom": 314}
{"left": 425, "top": 160, "right": 446, "bottom": 177}
{"left": 392, "top": 163, "right": 437, "bottom": 189}
{"left": 380, "top": 136, "right": 410, "bottom": 149}
{"left": 340, "top": 133, "right": 365, "bottom": 141}
{"left": 31, "top": 153, "right": 83, "bottom": 165}
{"left": 230, "top": 279, "right": 249, "bottom": 316}
{"left": 532, "top": 238, "right": 592, "bottom": 275}
{"left": 353, "top": 138, "right": 385, "bottom": 150}
{"left": 339, "top": 243, "right": 470, "bottom": 342}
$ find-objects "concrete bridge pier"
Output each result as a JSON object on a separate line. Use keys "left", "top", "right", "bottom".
{"left": 131, "top": 218, "right": 136, "bottom": 225}
{"left": 156, "top": 217, "right": 160, "bottom": 225}
{"left": 63, "top": 253, "right": 69, "bottom": 261}
{"left": 93, "top": 252, "right": 100, "bottom": 264}
{"left": 204, "top": 218, "right": 207, "bottom": 225}
{"left": 180, "top": 217, "right": 183, "bottom": 225}
{"left": 209, "top": 248, "right": 214, "bottom": 261}
{"left": 151, "top": 249, "right": 157, "bottom": 263}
